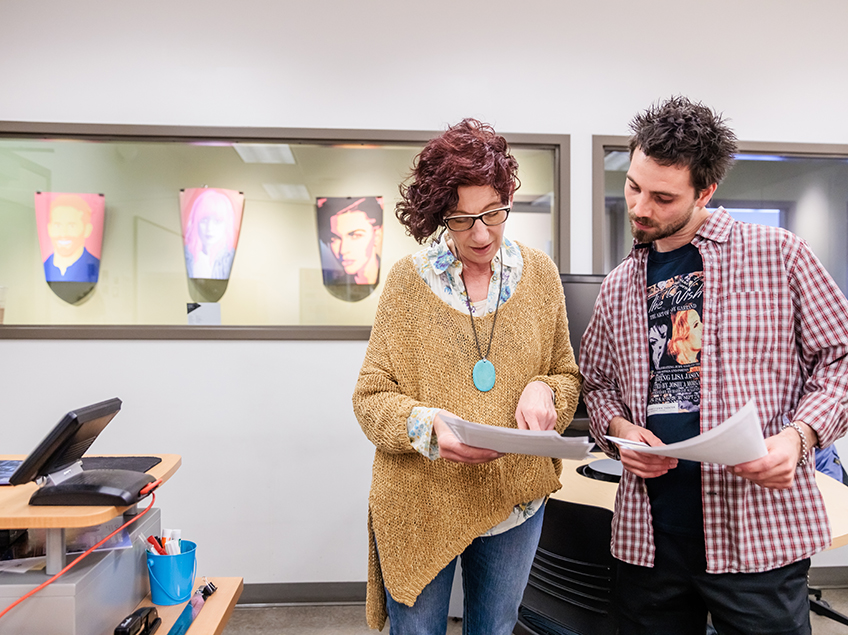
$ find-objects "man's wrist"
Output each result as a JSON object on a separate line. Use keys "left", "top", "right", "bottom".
{"left": 781, "top": 420, "right": 810, "bottom": 467}
{"left": 608, "top": 416, "right": 630, "bottom": 439}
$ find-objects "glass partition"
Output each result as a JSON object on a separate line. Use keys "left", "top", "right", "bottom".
{"left": 0, "top": 124, "right": 568, "bottom": 338}
{"left": 594, "top": 136, "right": 848, "bottom": 294}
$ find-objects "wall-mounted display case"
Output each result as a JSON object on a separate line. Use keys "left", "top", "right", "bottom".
{"left": 0, "top": 122, "right": 569, "bottom": 339}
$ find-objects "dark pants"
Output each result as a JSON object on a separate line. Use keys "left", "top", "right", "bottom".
{"left": 614, "top": 531, "right": 811, "bottom": 635}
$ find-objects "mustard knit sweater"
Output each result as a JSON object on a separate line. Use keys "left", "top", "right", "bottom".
{"left": 352, "top": 244, "right": 581, "bottom": 630}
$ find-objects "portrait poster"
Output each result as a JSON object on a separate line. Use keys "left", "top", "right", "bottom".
{"left": 647, "top": 270, "right": 704, "bottom": 416}
{"left": 179, "top": 187, "right": 245, "bottom": 280}
{"left": 34, "top": 192, "right": 105, "bottom": 284}
{"left": 316, "top": 196, "right": 383, "bottom": 302}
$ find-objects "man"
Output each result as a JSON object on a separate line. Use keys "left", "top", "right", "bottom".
{"left": 43, "top": 194, "right": 100, "bottom": 283}
{"left": 581, "top": 96, "right": 848, "bottom": 634}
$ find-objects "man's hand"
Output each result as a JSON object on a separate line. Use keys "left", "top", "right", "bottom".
{"left": 729, "top": 424, "right": 811, "bottom": 489}
{"left": 515, "top": 381, "right": 557, "bottom": 431}
{"left": 608, "top": 416, "right": 678, "bottom": 479}
{"left": 433, "top": 411, "right": 502, "bottom": 464}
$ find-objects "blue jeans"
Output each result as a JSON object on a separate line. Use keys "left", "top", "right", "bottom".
{"left": 383, "top": 505, "right": 544, "bottom": 635}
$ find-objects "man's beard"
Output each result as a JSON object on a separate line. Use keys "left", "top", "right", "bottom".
{"left": 629, "top": 203, "right": 694, "bottom": 244}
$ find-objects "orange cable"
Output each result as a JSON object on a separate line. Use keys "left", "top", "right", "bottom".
{"left": 0, "top": 491, "right": 157, "bottom": 621}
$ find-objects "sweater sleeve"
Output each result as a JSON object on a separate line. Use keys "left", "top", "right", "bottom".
{"left": 352, "top": 260, "right": 425, "bottom": 454}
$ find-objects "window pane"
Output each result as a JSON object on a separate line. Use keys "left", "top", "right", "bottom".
{"left": 720, "top": 208, "right": 782, "bottom": 227}
{"left": 601, "top": 147, "right": 848, "bottom": 293}
{"left": 0, "top": 135, "right": 558, "bottom": 327}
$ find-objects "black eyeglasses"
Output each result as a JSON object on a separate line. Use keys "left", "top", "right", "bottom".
{"left": 443, "top": 206, "right": 510, "bottom": 232}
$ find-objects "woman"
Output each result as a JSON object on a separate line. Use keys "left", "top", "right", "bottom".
{"left": 183, "top": 189, "right": 237, "bottom": 280}
{"left": 667, "top": 308, "right": 703, "bottom": 365}
{"left": 317, "top": 196, "right": 384, "bottom": 286}
{"left": 352, "top": 119, "right": 581, "bottom": 633}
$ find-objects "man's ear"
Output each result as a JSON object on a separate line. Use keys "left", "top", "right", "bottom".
{"left": 696, "top": 183, "right": 718, "bottom": 208}
{"left": 84, "top": 223, "right": 93, "bottom": 239}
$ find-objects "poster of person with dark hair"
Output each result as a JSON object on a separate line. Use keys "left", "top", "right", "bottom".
{"left": 179, "top": 187, "right": 245, "bottom": 280}
{"left": 316, "top": 196, "right": 383, "bottom": 302}
{"left": 35, "top": 192, "right": 105, "bottom": 284}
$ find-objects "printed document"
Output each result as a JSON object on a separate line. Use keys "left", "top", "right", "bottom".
{"left": 604, "top": 399, "right": 767, "bottom": 466}
{"left": 441, "top": 414, "right": 593, "bottom": 460}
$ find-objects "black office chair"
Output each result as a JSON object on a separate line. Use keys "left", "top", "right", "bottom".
{"left": 515, "top": 498, "right": 618, "bottom": 635}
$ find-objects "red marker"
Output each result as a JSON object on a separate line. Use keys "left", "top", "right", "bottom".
{"left": 147, "top": 536, "right": 166, "bottom": 555}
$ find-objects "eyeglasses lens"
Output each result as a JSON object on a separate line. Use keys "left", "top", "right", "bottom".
{"left": 445, "top": 207, "right": 509, "bottom": 231}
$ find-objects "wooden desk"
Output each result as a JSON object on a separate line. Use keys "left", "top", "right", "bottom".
{"left": 552, "top": 455, "right": 617, "bottom": 510}
{"left": 815, "top": 471, "right": 848, "bottom": 549}
{"left": 136, "top": 577, "right": 243, "bottom": 635}
{"left": 554, "top": 454, "right": 848, "bottom": 549}
{"left": 0, "top": 454, "right": 181, "bottom": 574}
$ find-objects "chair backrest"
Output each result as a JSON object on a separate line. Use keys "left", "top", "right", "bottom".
{"left": 516, "top": 498, "right": 617, "bottom": 635}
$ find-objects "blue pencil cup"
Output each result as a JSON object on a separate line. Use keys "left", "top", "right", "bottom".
{"left": 146, "top": 540, "right": 197, "bottom": 605}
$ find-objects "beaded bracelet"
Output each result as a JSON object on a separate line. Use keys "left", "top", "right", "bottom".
{"left": 781, "top": 420, "right": 809, "bottom": 467}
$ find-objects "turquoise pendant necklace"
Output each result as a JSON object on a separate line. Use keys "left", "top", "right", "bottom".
{"left": 462, "top": 251, "right": 504, "bottom": 392}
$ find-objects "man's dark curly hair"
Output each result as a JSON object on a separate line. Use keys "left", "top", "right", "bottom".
{"left": 396, "top": 118, "right": 520, "bottom": 243}
{"left": 629, "top": 96, "right": 738, "bottom": 194}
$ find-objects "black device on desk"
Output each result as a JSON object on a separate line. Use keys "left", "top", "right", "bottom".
{"left": 560, "top": 273, "right": 606, "bottom": 432}
{"left": 115, "top": 606, "right": 161, "bottom": 635}
{"left": 8, "top": 398, "right": 155, "bottom": 506}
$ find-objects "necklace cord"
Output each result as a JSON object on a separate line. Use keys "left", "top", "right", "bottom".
{"left": 461, "top": 248, "right": 505, "bottom": 362}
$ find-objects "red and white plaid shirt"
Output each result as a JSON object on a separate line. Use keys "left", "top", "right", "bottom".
{"left": 582, "top": 208, "right": 848, "bottom": 573}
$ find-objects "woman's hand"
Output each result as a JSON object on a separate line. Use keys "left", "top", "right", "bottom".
{"left": 433, "top": 411, "right": 503, "bottom": 464}
{"left": 609, "top": 416, "right": 678, "bottom": 479}
{"left": 515, "top": 381, "right": 558, "bottom": 431}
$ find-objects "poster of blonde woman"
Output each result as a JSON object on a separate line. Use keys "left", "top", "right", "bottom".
{"left": 180, "top": 187, "right": 244, "bottom": 280}
{"left": 35, "top": 192, "right": 105, "bottom": 284}
{"left": 645, "top": 267, "right": 704, "bottom": 416}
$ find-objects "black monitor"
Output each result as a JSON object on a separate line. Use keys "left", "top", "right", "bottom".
{"left": 560, "top": 274, "right": 606, "bottom": 432}
{"left": 561, "top": 273, "right": 606, "bottom": 365}
{"left": 9, "top": 398, "right": 155, "bottom": 506}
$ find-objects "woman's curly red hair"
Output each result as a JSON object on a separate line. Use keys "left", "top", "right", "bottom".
{"left": 396, "top": 118, "right": 520, "bottom": 243}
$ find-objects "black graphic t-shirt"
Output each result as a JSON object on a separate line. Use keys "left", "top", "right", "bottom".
{"left": 646, "top": 243, "right": 704, "bottom": 537}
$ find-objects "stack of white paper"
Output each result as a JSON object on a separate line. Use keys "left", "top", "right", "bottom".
{"left": 604, "top": 399, "right": 767, "bottom": 466}
{"left": 441, "top": 414, "right": 593, "bottom": 460}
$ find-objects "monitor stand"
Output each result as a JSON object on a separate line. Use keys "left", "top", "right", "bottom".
{"left": 29, "top": 461, "right": 155, "bottom": 506}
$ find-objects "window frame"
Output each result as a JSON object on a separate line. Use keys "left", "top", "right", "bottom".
{"left": 0, "top": 121, "right": 570, "bottom": 340}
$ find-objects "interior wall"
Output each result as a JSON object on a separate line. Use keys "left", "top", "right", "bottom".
{"left": 2, "top": 0, "right": 848, "bottom": 581}
{"left": 0, "top": 339, "right": 375, "bottom": 582}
